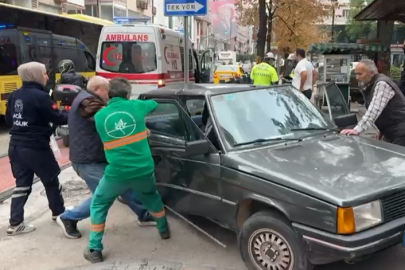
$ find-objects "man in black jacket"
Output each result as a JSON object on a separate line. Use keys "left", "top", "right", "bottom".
{"left": 58, "top": 60, "right": 87, "bottom": 88}
{"left": 6, "top": 62, "right": 68, "bottom": 235}
{"left": 341, "top": 59, "right": 405, "bottom": 146}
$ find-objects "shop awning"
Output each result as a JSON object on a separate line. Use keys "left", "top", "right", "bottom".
{"left": 308, "top": 43, "right": 388, "bottom": 54}
{"left": 354, "top": 0, "right": 405, "bottom": 23}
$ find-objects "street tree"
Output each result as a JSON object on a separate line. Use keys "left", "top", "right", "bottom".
{"left": 236, "top": 0, "right": 328, "bottom": 57}
{"left": 345, "top": 0, "right": 376, "bottom": 41}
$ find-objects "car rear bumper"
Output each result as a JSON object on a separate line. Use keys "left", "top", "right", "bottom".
{"left": 56, "top": 125, "right": 69, "bottom": 136}
{"left": 292, "top": 216, "right": 405, "bottom": 265}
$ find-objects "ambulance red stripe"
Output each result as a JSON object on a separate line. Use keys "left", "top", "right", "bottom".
{"left": 96, "top": 71, "right": 195, "bottom": 80}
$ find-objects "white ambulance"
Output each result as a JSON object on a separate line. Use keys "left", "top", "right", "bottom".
{"left": 96, "top": 21, "right": 199, "bottom": 97}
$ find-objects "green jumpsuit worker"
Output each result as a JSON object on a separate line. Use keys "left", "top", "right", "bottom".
{"left": 85, "top": 78, "right": 169, "bottom": 263}
{"left": 250, "top": 56, "right": 279, "bottom": 86}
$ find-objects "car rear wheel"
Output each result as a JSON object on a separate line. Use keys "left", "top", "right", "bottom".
{"left": 239, "top": 211, "right": 313, "bottom": 270}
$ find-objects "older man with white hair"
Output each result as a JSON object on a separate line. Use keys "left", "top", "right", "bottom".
{"left": 341, "top": 59, "right": 405, "bottom": 146}
{"left": 56, "top": 76, "right": 155, "bottom": 239}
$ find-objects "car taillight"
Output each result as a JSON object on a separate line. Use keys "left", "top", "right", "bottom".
{"left": 234, "top": 74, "right": 240, "bottom": 78}
{"left": 0, "top": 93, "right": 10, "bottom": 100}
{"left": 64, "top": 106, "right": 71, "bottom": 111}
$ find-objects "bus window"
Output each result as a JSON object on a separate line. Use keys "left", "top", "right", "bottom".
{"left": 84, "top": 51, "right": 96, "bottom": 71}
{"left": 0, "top": 43, "right": 18, "bottom": 75}
{"left": 54, "top": 47, "right": 90, "bottom": 73}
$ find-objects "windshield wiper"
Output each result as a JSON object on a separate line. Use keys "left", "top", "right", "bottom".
{"left": 290, "top": 127, "right": 338, "bottom": 131}
{"left": 234, "top": 137, "right": 302, "bottom": 147}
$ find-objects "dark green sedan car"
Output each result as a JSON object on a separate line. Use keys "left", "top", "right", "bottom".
{"left": 139, "top": 84, "right": 405, "bottom": 270}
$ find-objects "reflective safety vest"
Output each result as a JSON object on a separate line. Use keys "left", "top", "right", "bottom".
{"left": 250, "top": 62, "right": 279, "bottom": 86}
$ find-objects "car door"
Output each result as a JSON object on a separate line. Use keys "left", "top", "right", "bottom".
{"left": 146, "top": 98, "right": 224, "bottom": 221}
{"left": 321, "top": 82, "right": 351, "bottom": 119}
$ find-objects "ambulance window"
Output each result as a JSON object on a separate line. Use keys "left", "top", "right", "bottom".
{"left": 0, "top": 43, "right": 18, "bottom": 75}
{"left": 179, "top": 47, "right": 194, "bottom": 72}
{"left": 100, "top": 42, "right": 157, "bottom": 73}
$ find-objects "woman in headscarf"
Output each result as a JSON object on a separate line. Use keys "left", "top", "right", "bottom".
{"left": 5, "top": 61, "right": 68, "bottom": 235}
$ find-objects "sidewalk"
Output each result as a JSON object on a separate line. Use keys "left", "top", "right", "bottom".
{"left": 0, "top": 166, "right": 244, "bottom": 270}
{"left": 0, "top": 139, "right": 70, "bottom": 194}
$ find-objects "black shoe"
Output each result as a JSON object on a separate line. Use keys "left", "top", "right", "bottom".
{"left": 117, "top": 196, "right": 128, "bottom": 205}
{"left": 56, "top": 216, "right": 82, "bottom": 239}
{"left": 138, "top": 215, "right": 157, "bottom": 227}
{"left": 160, "top": 228, "right": 171, "bottom": 240}
{"left": 83, "top": 249, "right": 103, "bottom": 263}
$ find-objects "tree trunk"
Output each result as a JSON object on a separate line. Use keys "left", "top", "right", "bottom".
{"left": 256, "top": 0, "right": 267, "bottom": 57}
{"left": 266, "top": 17, "right": 272, "bottom": 52}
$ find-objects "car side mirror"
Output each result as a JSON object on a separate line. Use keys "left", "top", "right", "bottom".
{"left": 334, "top": 113, "right": 358, "bottom": 129}
{"left": 185, "top": 140, "right": 211, "bottom": 155}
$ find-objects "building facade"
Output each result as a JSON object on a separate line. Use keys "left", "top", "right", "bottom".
{"left": 5, "top": 0, "right": 154, "bottom": 22}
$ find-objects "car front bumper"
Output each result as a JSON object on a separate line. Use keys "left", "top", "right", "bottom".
{"left": 292, "top": 216, "right": 405, "bottom": 265}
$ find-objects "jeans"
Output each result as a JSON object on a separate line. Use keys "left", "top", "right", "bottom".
{"left": 61, "top": 162, "right": 151, "bottom": 221}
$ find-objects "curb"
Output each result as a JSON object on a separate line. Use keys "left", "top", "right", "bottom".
{"left": 57, "top": 259, "right": 240, "bottom": 270}
{"left": 0, "top": 161, "right": 72, "bottom": 203}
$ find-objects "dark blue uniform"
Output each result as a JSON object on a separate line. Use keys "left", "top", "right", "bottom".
{"left": 5, "top": 81, "right": 68, "bottom": 226}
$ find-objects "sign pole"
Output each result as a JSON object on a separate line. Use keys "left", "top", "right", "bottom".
{"left": 183, "top": 16, "right": 189, "bottom": 87}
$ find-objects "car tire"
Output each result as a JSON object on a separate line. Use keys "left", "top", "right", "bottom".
{"left": 239, "top": 211, "right": 313, "bottom": 270}
{"left": 62, "top": 135, "right": 69, "bottom": 147}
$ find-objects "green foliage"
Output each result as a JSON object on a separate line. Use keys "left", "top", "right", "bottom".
{"left": 345, "top": 0, "right": 377, "bottom": 41}
{"left": 391, "top": 66, "right": 402, "bottom": 80}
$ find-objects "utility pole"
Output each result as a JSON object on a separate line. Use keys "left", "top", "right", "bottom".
{"left": 97, "top": 0, "right": 102, "bottom": 18}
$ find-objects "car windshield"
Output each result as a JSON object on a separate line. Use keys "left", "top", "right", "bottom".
{"left": 210, "top": 86, "right": 334, "bottom": 148}
{"left": 216, "top": 65, "right": 238, "bottom": 72}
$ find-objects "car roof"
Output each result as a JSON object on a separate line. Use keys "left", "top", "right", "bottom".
{"left": 140, "top": 83, "right": 283, "bottom": 98}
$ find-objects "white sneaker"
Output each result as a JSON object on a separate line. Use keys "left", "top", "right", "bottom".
{"left": 52, "top": 206, "right": 74, "bottom": 221}
{"left": 7, "top": 222, "right": 36, "bottom": 236}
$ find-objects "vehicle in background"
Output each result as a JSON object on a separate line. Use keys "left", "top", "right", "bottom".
{"left": 97, "top": 20, "right": 200, "bottom": 98}
{"left": 242, "top": 60, "right": 252, "bottom": 73}
{"left": 213, "top": 65, "right": 245, "bottom": 84}
{"left": 217, "top": 51, "right": 237, "bottom": 64}
{"left": 0, "top": 3, "right": 112, "bottom": 116}
{"left": 0, "top": 27, "right": 96, "bottom": 116}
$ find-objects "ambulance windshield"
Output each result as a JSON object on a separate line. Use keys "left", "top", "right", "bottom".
{"left": 100, "top": 42, "right": 157, "bottom": 73}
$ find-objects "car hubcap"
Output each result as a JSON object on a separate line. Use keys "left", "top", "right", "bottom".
{"left": 248, "top": 228, "right": 293, "bottom": 270}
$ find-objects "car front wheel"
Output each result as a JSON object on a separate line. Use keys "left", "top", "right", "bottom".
{"left": 239, "top": 211, "right": 313, "bottom": 270}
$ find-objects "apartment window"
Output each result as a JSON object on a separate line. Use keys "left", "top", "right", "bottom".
{"left": 343, "top": 9, "right": 350, "bottom": 18}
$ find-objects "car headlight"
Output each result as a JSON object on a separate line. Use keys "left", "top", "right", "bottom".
{"left": 337, "top": 200, "right": 382, "bottom": 234}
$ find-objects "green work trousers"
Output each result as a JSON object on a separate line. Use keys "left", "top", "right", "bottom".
{"left": 88, "top": 172, "right": 168, "bottom": 251}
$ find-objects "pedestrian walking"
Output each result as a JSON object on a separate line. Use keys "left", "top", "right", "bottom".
{"left": 341, "top": 59, "right": 405, "bottom": 146}
{"left": 84, "top": 77, "right": 170, "bottom": 263}
{"left": 5, "top": 62, "right": 68, "bottom": 235}
{"left": 57, "top": 76, "right": 155, "bottom": 239}
{"left": 291, "top": 48, "right": 318, "bottom": 99}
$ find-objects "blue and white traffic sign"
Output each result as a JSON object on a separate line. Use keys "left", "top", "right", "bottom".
{"left": 164, "top": 0, "right": 208, "bottom": 17}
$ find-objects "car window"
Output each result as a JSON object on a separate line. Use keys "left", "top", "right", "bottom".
{"left": 210, "top": 87, "right": 332, "bottom": 148}
{"left": 216, "top": 65, "right": 236, "bottom": 72}
{"left": 146, "top": 102, "right": 187, "bottom": 140}
{"left": 186, "top": 99, "right": 205, "bottom": 116}
{"left": 325, "top": 83, "right": 349, "bottom": 119}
